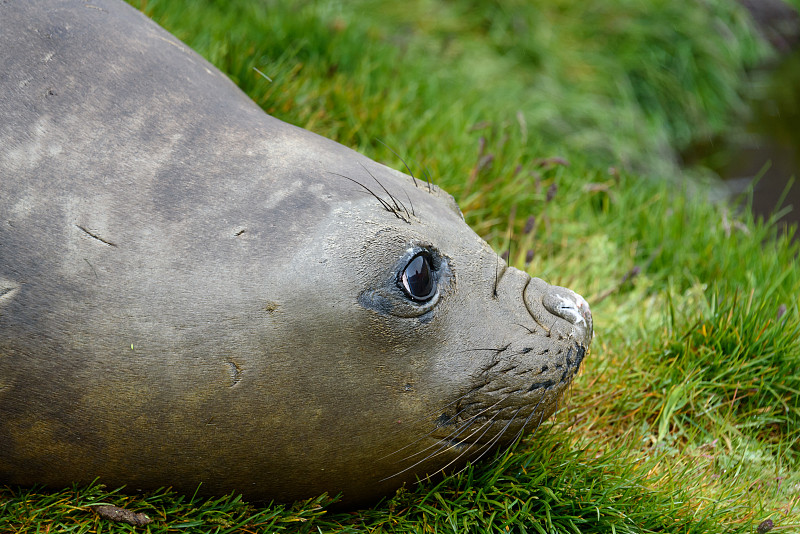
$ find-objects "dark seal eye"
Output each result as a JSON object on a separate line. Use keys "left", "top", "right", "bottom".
{"left": 400, "top": 254, "right": 436, "bottom": 302}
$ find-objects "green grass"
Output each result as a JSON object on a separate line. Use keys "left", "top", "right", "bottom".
{"left": 4, "top": 0, "right": 800, "bottom": 532}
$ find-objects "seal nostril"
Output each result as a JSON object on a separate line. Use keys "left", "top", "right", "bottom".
{"left": 542, "top": 290, "right": 592, "bottom": 330}
{"left": 544, "top": 296, "right": 582, "bottom": 325}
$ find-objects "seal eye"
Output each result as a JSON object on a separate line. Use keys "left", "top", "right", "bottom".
{"left": 400, "top": 254, "right": 436, "bottom": 302}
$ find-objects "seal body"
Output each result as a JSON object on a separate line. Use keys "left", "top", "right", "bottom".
{"left": 0, "top": 0, "right": 592, "bottom": 506}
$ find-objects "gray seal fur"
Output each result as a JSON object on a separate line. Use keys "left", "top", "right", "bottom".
{"left": 0, "top": 0, "right": 593, "bottom": 506}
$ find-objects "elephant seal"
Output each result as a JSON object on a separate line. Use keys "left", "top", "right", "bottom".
{"left": 0, "top": 0, "right": 592, "bottom": 506}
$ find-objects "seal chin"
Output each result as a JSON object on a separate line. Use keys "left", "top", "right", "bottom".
{"left": 432, "top": 342, "right": 587, "bottom": 446}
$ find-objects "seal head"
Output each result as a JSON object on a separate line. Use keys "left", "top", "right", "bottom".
{"left": 0, "top": 0, "right": 592, "bottom": 506}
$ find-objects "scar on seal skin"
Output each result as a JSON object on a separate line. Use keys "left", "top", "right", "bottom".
{"left": 0, "top": 280, "right": 19, "bottom": 307}
{"left": 0, "top": 0, "right": 592, "bottom": 507}
{"left": 225, "top": 358, "right": 242, "bottom": 387}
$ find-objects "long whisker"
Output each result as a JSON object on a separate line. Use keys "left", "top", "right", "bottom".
{"left": 433, "top": 393, "right": 514, "bottom": 447}
{"left": 382, "top": 342, "right": 520, "bottom": 443}
{"left": 376, "top": 138, "right": 419, "bottom": 189}
{"left": 427, "top": 405, "right": 523, "bottom": 479}
{"left": 382, "top": 388, "right": 513, "bottom": 464}
{"left": 493, "top": 256, "right": 505, "bottom": 298}
{"left": 379, "top": 388, "right": 521, "bottom": 483}
{"left": 422, "top": 166, "right": 434, "bottom": 193}
{"left": 377, "top": 416, "right": 482, "bottom": 483}
{"left": 403, "top": 188, "right": 416, "bottom": 217}
{"left": 449, "top": 392, "right": 550, "bottom": 480}
{"left": 358, "top": 162, "right": 410, "bottom": 221}
{"left": 329, "top": 172, "right": 397, "bottom": 217}
{"left": 378, "top": 394, "right": 479, "bottom": 461}
{"left": 377, "top": 387, "right": 481, "bottom": 450}
{"left": 441, "top": 415, "right": 522, "bottom": 481}
{"left": 493, "top": 396, "right": 547, "bottom": 459}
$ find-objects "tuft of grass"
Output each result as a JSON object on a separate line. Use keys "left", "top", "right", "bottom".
{"left": 0, "top": 482, "right": 334, "bottom": 533}
{"left": 4, "top": 0, "right": 799, "bottom": 532}
{"left": 651, "top": 285, "right": 800, "bottom": 449}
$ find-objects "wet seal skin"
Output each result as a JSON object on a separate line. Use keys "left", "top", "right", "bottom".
{"left": 0, "top": 0, "right": 593, "bottom": 507}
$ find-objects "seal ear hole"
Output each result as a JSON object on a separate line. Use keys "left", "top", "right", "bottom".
{"left": 399, "top": 252, "right": 437, "bottom": 302}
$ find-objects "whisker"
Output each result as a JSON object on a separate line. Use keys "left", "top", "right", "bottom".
{"left": 379, "top": 388, "right": 522, "bottom": 484}
{"left": 358, "top": 162, "right": 410, "bottom": 221}
{"left": 501, "top": 398, "right": 548, "bottom": 456}
{"left": 403, "top": 188, "right": 416, "bottom": 217}
{"left": 376, "top": 138, "right": 418, "bottom": 189}
{"left": 417, "top": 393, "right": 545, "bottom": 484}
{"left": 434, "top": 393, "right": 513, "bottom": 445}
{"left": 422, "top": 166, "right": 434, "bottom": 193}
{"left": 378, "top": 387, "right": 480, "bottom": 447}
{"left": 443, "top": 406, "right": 526, "bottom": 479}
{"left": 377, "top": 416, "right": 482, "bottom": 482}
{"left": 429, "top": 405, "right": 521, "bottom": 478}
{"left": 493, "top": 256, "right": 503, "bottom": 298}
{"left": 380, "top": 343, "right": 531, "bottom": 457}
{"left": 384, "top": 388, "right": 513, "bottom": 464}
{"left": 378, "top": 394, "right": 479, "bottom": 461}
{"left": 329, "top": 172, "right": 398, "bottom": 217}
{"left": 457, "top": 393, "right": 549, "bottom": 477}
{"left": 415, "top": 435, "right": 492, "bottom": 483}
{"left": 515, "top": 323, "right": 536, "bottom": 335}
{"left": 358, "top": 162, "right": 402, "bottom": 213}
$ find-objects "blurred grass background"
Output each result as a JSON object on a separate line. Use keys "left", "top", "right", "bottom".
{"left": 2, "top": 0, "right": 799, "bottom": 532}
